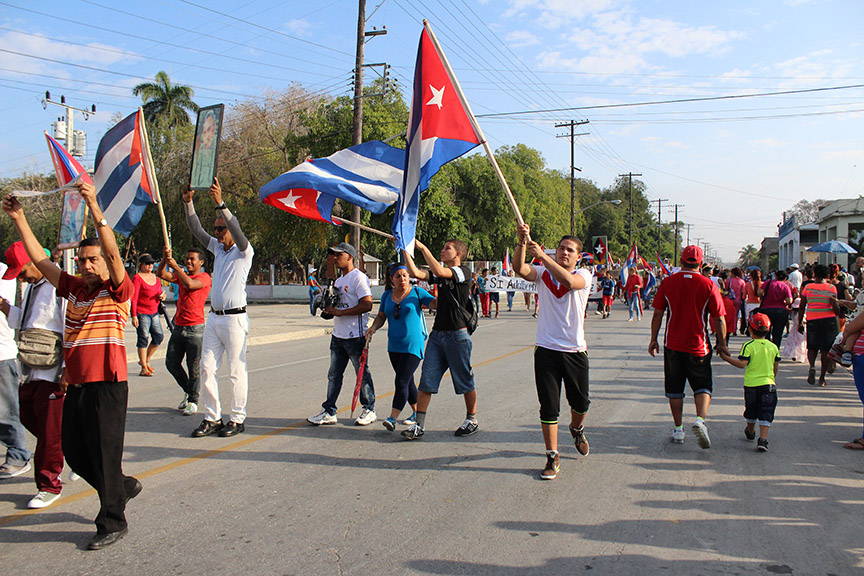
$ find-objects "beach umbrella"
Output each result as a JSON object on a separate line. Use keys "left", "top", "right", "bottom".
{"left": 807, "top": 240, "right": 857, "bottom": 254}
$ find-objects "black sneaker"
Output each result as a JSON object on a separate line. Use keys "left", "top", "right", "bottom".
{"left": 744, "top": 427, "right": 756, "bottom": 441}
{"left": 401, "top": 424, "right": 425, "bottom": 440}
{"left": 540, "top": 452, "right": 560, "bottom": 480}
{"left": 192, "top": 419, "right": 223, "bottom": 438}
{"left": 757, "top": 438, "right": 769, "bottom": 452}
{"left": 807, "top": 367, "right": 816, "bottom": 385}
{"left": 455, "top": 419, "right": 479, "bottom": 437}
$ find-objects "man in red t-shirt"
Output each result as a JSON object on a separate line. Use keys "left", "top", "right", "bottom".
{"left": 157, "top": 246, "right": 212, "bottom": 416}
{"left": 3, "top": 182, "right": 140, "bottom": 550}
{"left": 649, "top": 245, "right": 728, "bottom": 449}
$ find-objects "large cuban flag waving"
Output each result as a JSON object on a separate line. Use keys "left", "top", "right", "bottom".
{"left": 45, "top": 132, "right": 93, "bottom": 186}
{"left": 259, "top": 140, "right": 404, "bottom": 218}
{"left": 93, "top": 109, "right": 156, "bottom": 236}
{"left": 620, "top": 241, "right": 639, "bottom": 286}
{"left": 392, "top": 22, "right": 483, "bottom": 252}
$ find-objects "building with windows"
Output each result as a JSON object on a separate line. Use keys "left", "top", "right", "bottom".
{"left": 778, "top": 215, "right": 819, "bottom": 269}
{"left": 815, "top": 198, "right": 864, "bottom": 268}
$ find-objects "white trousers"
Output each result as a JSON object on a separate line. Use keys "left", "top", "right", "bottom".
{"left": 199, "top": 313, "right": 249, "bottom": 424}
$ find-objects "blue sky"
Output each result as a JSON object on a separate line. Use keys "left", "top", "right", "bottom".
{"left": 1, "top": 0, "right": 862, "bottom": 261}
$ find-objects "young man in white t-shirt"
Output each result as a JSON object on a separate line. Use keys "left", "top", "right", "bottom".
{"left": 307, "top": 243, "right": 376, "bottom": 426}
{"left": 514, "top": 224, "right": 593, "bottom": 480}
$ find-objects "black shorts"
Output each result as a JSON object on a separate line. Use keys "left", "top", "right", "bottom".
{"left": 743, "top": 385, "right": 777, "bottom": 425}
{"left": 534, "top": 346, "right": 590, "bottom": 423}
{"left": 806, "top": 317, "right": 838, "bottom": 353}
{"left": 489, "top": 292, "right": 500, "bottom": 303}
{"left": 663, "top": 348, "right": 713, "bottom": 399}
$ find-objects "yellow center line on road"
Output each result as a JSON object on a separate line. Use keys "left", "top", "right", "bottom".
{"left": 0, "top": 344, "right": 533, "bottom": 528}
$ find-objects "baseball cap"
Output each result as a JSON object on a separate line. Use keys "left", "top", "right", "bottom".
{"left": 749, "top": 312, "right": 771, "bottom": 332}
{"left": 3, "top": 242, "right": 30, "bottom": 280}
{"left": 138, "top": 253, "right": 156, "bottom": 266}
{"left": 682, "top": 245, "right": 703, "bottom": 264}
{"left": 791, "top": 263, "right": 799, "bottom": 269}
{"left": 328, "top": 242, "right": 357, "bottom": 260}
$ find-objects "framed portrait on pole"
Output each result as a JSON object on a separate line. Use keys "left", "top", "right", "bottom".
{"left": 189, "top": 104, "right": 224, "bottom": 191}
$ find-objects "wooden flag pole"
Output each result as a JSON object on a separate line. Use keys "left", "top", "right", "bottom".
{"left": 423, "top": 20, "right": 526, "bottom": 228}
{"left": 332, "top": 216, "right": 394, "bottom": 240}
{"left": 138, "top": 107, "right": 170, "bottom": 249}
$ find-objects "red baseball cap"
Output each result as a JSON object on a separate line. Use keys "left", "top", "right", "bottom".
{"left": 749, "top": 312, "right": 771, "bottom": 332}
{"left": 681, "top": 245, "right": 703, "bottom": 264}
{"left": 3, "top": 242, "right": 29, "bottom": 280}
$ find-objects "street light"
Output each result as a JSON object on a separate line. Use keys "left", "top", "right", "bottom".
{"left": 574, "top": 198, "right": 622, "bottom": 216}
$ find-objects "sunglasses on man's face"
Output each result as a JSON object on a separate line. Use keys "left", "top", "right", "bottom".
{"left": 214, "top": 225, "right": 227, "bottom": 232}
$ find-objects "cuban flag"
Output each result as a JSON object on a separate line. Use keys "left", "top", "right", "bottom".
{"left": 260, "top": 186, "right": 338, "bottom": 224}
{"left": 392, "top": 23, "right": 482, "bottom": 252}
{"left": 93, "top": 110, "right": 155, "bottom": 236}
{"left": 642, "top": 270, "right": 657, "bottom": 298}
{"left": 657, "top": 253, "right": 672, "bottom": 276}
{"left": 45, "top": 133, "right": 93, "bottom": 186}
{"left": 260, "top": 141, "right": 404, "bottom": 215}
{"left": 502, "top": 248, "right": 511, "bottom": 273}
{"left": 619, "top": 242, "right": 639, "bottom": 286}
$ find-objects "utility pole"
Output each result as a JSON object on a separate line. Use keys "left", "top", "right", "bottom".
{"left": 687, "top": 224, "right": 691, "bottom": 246}
{"left": 42, "top": 92, "right": 95, "bottom": 158}
{"left": 672, "top": 203, "right": 684, "bottom": 265}
{"left": 555, "top": 120, "right": 589, "bottom": 235}
{"left": 649, "top": 198, "right": 668, "bottom": 257}
{"left": 619, "top": 172, "right": 642, "bottom": 247}
{"left": 350, "top": 0, "right": 366, "bottom": 255}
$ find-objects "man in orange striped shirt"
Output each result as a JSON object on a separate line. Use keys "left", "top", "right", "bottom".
{"left": 798, "top": 263, "right": 840, "bottom": 387}
{"left": 3, "top": 182, "right": 140, "bottom": 550}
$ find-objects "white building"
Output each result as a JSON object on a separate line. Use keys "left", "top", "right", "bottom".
{"left": 816, "top": 198, "right": 864, "bottom": 268}
{"left": 778, "top": 215, "right": 818, "bottom": 269}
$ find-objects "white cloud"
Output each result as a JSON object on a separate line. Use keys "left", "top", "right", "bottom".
{"left": 750, "top": 138, "right": 787, "bottom": 148}
{"left": 505, "top": 30, "right": 540, "bottom": 48}
{"left": 282, "top": 18, "right": 314, "bottom": 37}
{"left": 0, "top": 30, "right": 138, "bottom": 77}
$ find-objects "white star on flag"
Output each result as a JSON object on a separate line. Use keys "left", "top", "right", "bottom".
{"left": 595, "top": 244, "right": 605, "bottom": 256}
{"left": 426, "top": 85, "right": 445, "bottom": 109}
{"left": 278, "top": 191, "right": 301, "bottom": 209}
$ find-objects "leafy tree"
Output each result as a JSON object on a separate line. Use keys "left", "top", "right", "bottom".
{"left": 738, "top": 244, "right": 760, "bottom": 268}
{"left": 786, "top": 198, "right": 827, "bottom": 224}
{"left": 133, "top": 71, "right": 199, "bottom": 129}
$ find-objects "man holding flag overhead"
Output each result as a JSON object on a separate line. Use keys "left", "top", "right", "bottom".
{"left": 3, "top": 182, "right": 141, "bottom": 549}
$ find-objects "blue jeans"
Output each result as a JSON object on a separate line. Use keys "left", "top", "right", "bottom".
{"left": 165, "top": 324, "right": 204, "bottom": 404}
{"left": 627, "top": 294, "right": 641, "bottom": 319}
{"left": 136, "top": 313, "right": 164, "bottom": 348}
{"left": 419, "top": 329, "right": 475, "bottom": 395}
{"left": 853, "top": 354, "right": 864, "bottom": 437}
{"left": 323, "top": 336, "right": 374, "bottom": 415}
{"left": 0, "top": 358, "right": 30, "bottom": 465}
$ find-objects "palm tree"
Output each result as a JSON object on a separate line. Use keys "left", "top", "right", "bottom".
{"left": 132, "top": 71, "right": 198, "bottom": 128}
{"left": 738, "top": 244, "right": 760, "bottom": 268}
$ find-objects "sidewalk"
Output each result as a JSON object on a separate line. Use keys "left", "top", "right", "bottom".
{"left": 124, "top": 303, "right": 332, "bottom": 364}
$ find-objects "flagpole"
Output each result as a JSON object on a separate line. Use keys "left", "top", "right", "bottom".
{"left": 138, "top": 108, "right": 170, "bottom": 249}
{"left": 423, "top": 20, "right": 525, "bottom": 227}
{"left": 332, "top": 216, "right": 394, "bottom": 240}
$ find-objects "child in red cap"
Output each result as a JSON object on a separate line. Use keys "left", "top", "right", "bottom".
{"left": 719, "top": 312, "right": 780, "bottom": 452}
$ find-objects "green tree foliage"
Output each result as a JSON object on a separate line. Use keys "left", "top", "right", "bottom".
{"left": 0, "top": 173, "right": 63, "bottom": 249}
{"left": 133, "top": 71, "right": 199, "bottom": 129}
{"left": 739, "top": 244, "right": 760, "bottom": 268}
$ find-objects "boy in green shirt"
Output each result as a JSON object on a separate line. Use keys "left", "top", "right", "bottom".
{"left": 719, "top": 313, "right": 779, "bottom": 452}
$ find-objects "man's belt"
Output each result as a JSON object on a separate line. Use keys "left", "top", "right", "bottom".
{"left": 210, "top": 307, "right": 247, "bottom": 316}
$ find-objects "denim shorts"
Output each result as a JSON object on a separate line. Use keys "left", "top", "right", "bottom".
{"left": 743, "top": 384, "right": 777, "bottom": 425}
{"left": 664, "top": 348, "right": 713, "bottom": 399}
{"left": 136, "top": 313, "right": 164, "bottom": 348}
{"left": 419, "top": 329, "right": 475, "bottom": 395}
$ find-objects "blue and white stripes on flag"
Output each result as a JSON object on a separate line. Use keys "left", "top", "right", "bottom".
{"left": 93, "top": 110, "right": 155, "bottom": 236}
{"left": 619, "top": 242, "right": 639, "bottom": 286}
{"left": 264, "top": 141, "right": 404, "bottom": 215}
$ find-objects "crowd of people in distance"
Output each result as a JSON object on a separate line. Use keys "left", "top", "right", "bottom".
{"left": 2, "top": 177, "right": 864, "bottom": 550}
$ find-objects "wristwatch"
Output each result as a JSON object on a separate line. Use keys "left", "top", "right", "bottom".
{"left": 215, "top": 203, "right": 227, "bottom": 210}
{"left": 96, "top": 217, "right": 108, "bottom": 228}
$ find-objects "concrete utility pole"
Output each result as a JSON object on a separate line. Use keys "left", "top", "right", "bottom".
{"left": 672, "top": 203, "right": 684, "bottom": 265}
{"left": 650, "top": 198, "right": 668, "bottom": 256}
{"left": 619, "top": 172, "right": 642, "bottom": 247}
{"left": 350, "top": 0, "right": 366, "bottom": 255}
{"left": 42, "top": 92, "right": 95, "bottom": 158}
{"left": 555, "top": 120, "right": 589, "bottom": 235}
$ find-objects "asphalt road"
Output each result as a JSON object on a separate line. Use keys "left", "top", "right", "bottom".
{"left": 1, "top": 305, "right": 863, "bottom": 575}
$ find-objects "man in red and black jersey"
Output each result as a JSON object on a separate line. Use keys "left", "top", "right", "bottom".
{"left": 649, "top": 245, "right": 727, "bottom": 449}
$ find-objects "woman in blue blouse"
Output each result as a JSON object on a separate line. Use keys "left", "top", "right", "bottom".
{"left": 366, "top": 263, "right": 436, "bottom": 431}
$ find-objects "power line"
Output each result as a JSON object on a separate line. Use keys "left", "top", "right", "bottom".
{"left": 475, "top": 84, "right": 864, "bottom": 118}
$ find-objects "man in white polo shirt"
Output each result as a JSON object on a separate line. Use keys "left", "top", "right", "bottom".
{"left": 184, "top": 178, "right": 254, "bottom": 438}
{"left": 513, "top": 224, "right": 593, "bottom": 480}
{"left": 788, "top": 263, "right": 803, "bottom": 294}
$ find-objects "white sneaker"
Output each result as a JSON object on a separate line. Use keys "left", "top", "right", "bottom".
{"left": 68, "top": 470, "right": 81, "bottom": 482}
{"left": 28, "top": 491, "right": 61, "bottom": 509}
{"left": 671, "top": 428, "right": 685, "bottom": 444}
{"left": 692, "top": 420, "right": 711, "bottom": 449}
{"left": 182, "top": 402, "right": 198, "bottom": 416}
{"left": 355, "top": 408, "right": 377, "bottom": 426}
{"left": 177, "top": 394, "right": 188, "bottom": 411}
{"left": 307, "top": 410, "right": 337, "bottom": 425}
